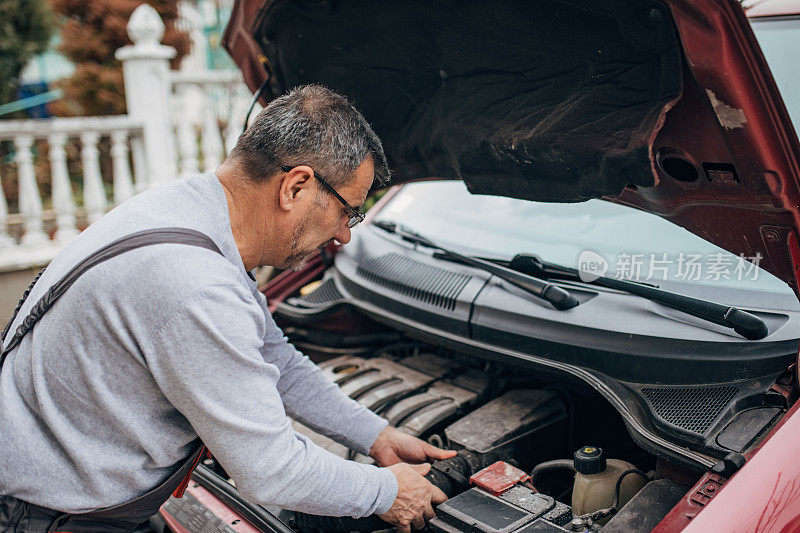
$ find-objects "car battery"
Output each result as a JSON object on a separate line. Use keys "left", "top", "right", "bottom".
{"left": 429, "top": 487, "right": 574, "bottom": 533}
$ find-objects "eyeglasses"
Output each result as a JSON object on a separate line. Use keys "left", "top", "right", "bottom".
{"left": 282, "top": 165, "right": 366, "bottom": 229}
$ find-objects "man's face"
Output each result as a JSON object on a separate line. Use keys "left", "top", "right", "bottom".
{"left": 281, "top": 157, "right": 375, "bottom": 271}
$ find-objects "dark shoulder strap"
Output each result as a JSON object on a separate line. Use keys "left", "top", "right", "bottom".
{"left": 0, "top": 268, "right": 46, "bottom": 345}
{"left": 0, "top": 228, "right": 222, "bottom": 367}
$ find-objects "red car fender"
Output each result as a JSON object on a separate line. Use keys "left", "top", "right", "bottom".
{"left": 160, "top": 483, "right": 261, "bottom": 533}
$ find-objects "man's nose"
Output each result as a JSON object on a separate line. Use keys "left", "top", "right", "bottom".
{"left": 333, "top": 222, "right": 352, "bottom": 245}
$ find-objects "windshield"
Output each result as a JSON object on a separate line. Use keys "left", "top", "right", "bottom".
{"left": 751, "top": 15, "right": 800, "bottom": 134}
{"left": 375, "top": 180, "right": 794, "bottom": 296}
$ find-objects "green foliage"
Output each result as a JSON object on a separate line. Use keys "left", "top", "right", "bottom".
{"left": 363, "top": 189, "right": 388, "bottom": 212}
{"left": 0, "top": 0, "right": 55, "bottom": 105}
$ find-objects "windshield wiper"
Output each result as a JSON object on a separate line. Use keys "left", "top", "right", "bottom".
{"left": 372, "top": 221, "right": 579, "bottom": 310}
{"left": 508, "top": 254, "right": 769, "bottom": 340}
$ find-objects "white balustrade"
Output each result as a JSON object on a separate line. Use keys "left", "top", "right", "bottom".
{"left": 131, "top": 137, "right": 147, "bottom": 192}
{"left": 176, "top": 85, "right": 200, "bottom": 176}
{"left": 170, "top": 70, "right": 248, "bottom": 175}
{"left": 226, "top": 91, "right": 259, "bottom": 155}
{"left": 0, "top": 170, "right": 14, "bottom": 249}
{"left": 0, "top": 6, "right": 253, "bottom": 273}
{"left": 200, "top": 86, "right": 225, "bottom": 173}
{"left": 47, "top": 132, "right": 79, "bottom": 243}
{"left": 0, "top": 116, "right": 144, "bottom": 271}
{"left": 81, "top": 131, "right": 108, "bottom": 224}
{"left": 15, "top": 135, "right": 48, "bottom": 246}
{"left": 111, "top": 130, "right": 135, "bottom": 204}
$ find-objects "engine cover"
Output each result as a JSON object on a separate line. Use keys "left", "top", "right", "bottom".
{"left": 292, "top": 353, "right": 489, "bottom": 461}
{"left": 445, "top": 389, "right": 567, "bottom": 456}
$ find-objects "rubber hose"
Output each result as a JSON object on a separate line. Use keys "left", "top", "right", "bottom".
{"left": 530, "top": 459, "right": 576, "bottom": 486}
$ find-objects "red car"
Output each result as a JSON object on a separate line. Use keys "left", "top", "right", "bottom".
{"left": 155, "top": 1, "right": 800, "bottom": 532}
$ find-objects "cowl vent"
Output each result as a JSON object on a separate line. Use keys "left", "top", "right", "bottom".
{"left": 356, "top": 253, "right": 472, "bottom": 311}
{"left": 641, "top": 386, "right": 738, "bottom": 435}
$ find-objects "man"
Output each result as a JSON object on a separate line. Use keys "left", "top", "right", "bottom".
{"left": 0, "top": 85, "right": 451, "bottom": 532}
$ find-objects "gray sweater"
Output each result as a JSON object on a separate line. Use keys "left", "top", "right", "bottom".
{"left": 0, "top": 172, "right": 398, "bottom": 517}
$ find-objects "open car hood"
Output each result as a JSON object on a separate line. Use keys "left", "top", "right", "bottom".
{"left": 223, "top": 0, "right": 800, "bottom": 296}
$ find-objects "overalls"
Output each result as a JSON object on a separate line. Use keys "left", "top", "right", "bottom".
{"left": 0, "top": 229, "right": 220, "bottom": 532}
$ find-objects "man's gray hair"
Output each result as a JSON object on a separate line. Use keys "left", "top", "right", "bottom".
{"left": 230, "top": 84, "right": 390, "bottom": 188}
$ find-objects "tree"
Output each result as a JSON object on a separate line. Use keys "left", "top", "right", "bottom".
{"left": 50, "top": 0, "right": 190, "bottom": 116}
{"left": 0, "top": 0, "right": 55, "bottom": 105}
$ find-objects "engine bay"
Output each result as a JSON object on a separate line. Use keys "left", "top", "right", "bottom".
{"left": 157, "top": 298, "right": 791, "bottom": 533}
{"left": 251, "top": 343, "right": 695, "bottom": 532}
{"left": 273, "top": 225, "right": 796, "bottom": 473}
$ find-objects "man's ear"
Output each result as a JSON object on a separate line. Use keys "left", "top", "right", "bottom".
{"left": 278, "top": 165, "right": 314, "bottom": 212}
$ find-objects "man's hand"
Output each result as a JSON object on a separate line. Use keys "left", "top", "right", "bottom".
{"left": 370, "top": 426, "right": 457, "bottom": 467}
{"left": 379, "top": 463, "right": 448, "bottom": 532}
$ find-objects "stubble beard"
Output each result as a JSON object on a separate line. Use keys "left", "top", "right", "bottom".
{"left": 283, "top": 194, "right": 336, "bottom": 272}
{"left": 283, "top": 220, "right": 335, "bottom": 272}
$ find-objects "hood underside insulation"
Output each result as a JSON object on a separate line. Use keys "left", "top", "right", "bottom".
{"left": 254, "top": 0, "right": 683, "bottom": 201}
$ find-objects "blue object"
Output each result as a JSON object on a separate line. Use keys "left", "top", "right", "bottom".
{"left": 0, "top": 85, "right": 63, "bottom": 118}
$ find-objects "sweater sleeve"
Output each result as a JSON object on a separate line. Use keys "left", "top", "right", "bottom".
{"left": 258, "top": 320, "right": 389, "bottom": 456}
{"left": 142, "top": 283, "right": 398, "bottom": 517}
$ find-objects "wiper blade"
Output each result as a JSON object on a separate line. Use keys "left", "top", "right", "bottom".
{"left": 372, "top": 221, "right": 579, "bottom": 310}
{"left": 509, "top": 254, "right": 769, "bottom": 340}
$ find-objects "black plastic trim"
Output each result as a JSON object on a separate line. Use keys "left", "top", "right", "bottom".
{"left": 190, "top": 464, "right": 294, "bottom": 533}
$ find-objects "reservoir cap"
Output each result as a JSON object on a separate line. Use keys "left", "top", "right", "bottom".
{"left": 574, "top": 446, "right": 606, "bottom": 475}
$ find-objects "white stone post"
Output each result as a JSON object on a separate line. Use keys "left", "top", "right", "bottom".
{"left": 110, "top": 130, "right": 135, "bottom": 204}
{"left": 116, "top": 4, "right": 178, "bottom": 187}
{"left": 15, "top": 135, "right": 48, "bottom": 246}
{"left": 48, "top": 132, "right": 79, "bottom": 243}
{"left": 80, "top": 131, "right": 107, "bottom": 224}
